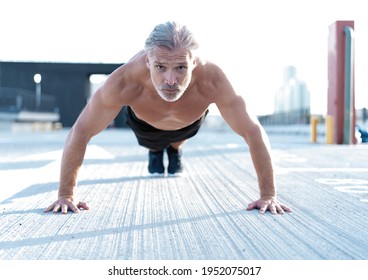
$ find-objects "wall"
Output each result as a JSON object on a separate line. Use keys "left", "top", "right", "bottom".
{"left": 0, "top": 61, "right": 122, "bottom": 127}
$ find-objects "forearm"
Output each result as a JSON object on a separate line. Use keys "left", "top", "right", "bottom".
{"left": 246, "top": 126, "right": 276, "bottom": 199}
{"left": 58, "top": 128, "right": 89, "bottom": 200}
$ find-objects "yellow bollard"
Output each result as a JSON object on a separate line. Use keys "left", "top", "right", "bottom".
{"left": 325, "top": 115, "right": 334, "bottom": 144}
{"left": 310, "top": 116, "right": 319, "bottom": 143}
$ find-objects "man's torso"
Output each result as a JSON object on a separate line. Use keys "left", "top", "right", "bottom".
{"left": 106, "top": 51, "right": 220, "bottom": 130}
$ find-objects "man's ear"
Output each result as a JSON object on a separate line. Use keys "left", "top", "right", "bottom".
{"left": 145, "top": 55, "right": 151, "bottom": 69}
{"left": 193, "top": 58, "right": 197, "bottom": 67}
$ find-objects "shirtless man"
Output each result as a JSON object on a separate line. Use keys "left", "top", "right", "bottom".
{"left": 44, "top": 21, "right": 292, "bottom": 215}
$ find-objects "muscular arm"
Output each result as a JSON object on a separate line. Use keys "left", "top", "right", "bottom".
{"left": 212, "top": 67, "right": 291, "bottom": 214}
{"left": 45, "top": 83, "right": 123, "bottom": 213}
{"left": 218, "top": 95, "right": 276, "bottom": 199}
{"left": 60, "top": 88, "right": 122, "bottom": 195}
{"left": 44, "top": 52, "right": 151, "bottom": 214}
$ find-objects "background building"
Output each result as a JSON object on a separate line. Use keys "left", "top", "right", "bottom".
{"left": 0, "top": 61, "right": 124, "bottom": 128}
{"left": 274, "top": 66, "right": 310, "bottom": 114}
{"left": 259, "top": 65, "right": 311, "bottom": 125}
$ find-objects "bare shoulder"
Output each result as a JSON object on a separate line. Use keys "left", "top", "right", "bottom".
{"left": 194, "top": 58, "right": 236, "bottom": 100}
{"left": 195, "top": 58, "right": 225, "bottom": 81}
{"left": 99, "top": 51, "right": 148, "bottom": 105}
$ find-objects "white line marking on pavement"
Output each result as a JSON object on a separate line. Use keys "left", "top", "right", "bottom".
{"left": 0, "top": 145, "right": 114, "bottom": 202}
{"left": 18, "top": 144, "right": 114, "bottom": 161}
{"left": 272, "top": 151, "right": 307, "bottom": 163}
{"left": 315, "top": 178, "right": 368, "bottom": 203}
{"left": 315, "top": 178, "right": 368, "bottom": 185}
{"left": 276, "top": 167, "right": 368, "bottom": 174}
{"left": 334, "top": 186, "right": 368, "bottom": 194}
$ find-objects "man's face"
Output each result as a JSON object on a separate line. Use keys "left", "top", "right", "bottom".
{"left": 146, "top": 47, "right": 196, "bottom": 102}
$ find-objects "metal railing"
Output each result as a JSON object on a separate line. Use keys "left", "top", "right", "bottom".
{"left": 0, "top": 87, "right": 58, "bottom": 113}
{"left": 258, "top": 109, "right": 311, "bottom": 125}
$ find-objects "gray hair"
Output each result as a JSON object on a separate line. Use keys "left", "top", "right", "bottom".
{"left": 144, "top": 21, "right": 199, "bottom": 56}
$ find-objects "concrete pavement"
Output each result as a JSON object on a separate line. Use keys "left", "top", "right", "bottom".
{"left": 0, "top": 126, "right": 367, "bottom": 260}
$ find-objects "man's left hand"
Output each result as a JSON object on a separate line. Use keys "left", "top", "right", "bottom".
{"left": 246, "top": 198, "right": 292, "bottom": 214}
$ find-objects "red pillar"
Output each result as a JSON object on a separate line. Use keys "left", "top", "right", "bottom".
{"left": 327, "top": 21, "right": 355, "bottom": 144}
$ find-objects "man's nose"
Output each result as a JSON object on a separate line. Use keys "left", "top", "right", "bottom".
{"left": 164, "top": 71, "right": 177, "bottom": 85}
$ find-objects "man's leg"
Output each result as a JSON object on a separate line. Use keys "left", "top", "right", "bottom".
{"left": 148, "top": 139, "right": 185, "bottom": 175}
{"left": 169, "top": 140, "right": 186, "bottom": 150}
{"left": 148, "top": 149, "right": 165, "bottom": 175}
{"left": 167, "top": 140, "right": 186, "bottom": 175}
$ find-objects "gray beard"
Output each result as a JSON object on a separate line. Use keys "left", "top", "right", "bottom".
{"left": 157, "top": 89, "right": 185, "bottom": 102}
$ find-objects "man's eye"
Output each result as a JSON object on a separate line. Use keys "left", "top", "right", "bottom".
{"left": 177, "top": 66, "right": 187, "bottom": 71}
{"left": 156, "top": 65, "right": 165, "bottom": 70}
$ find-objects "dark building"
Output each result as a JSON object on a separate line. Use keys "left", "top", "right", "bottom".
{"left": 0, "top": 61, "right": 124, "bottom": 127}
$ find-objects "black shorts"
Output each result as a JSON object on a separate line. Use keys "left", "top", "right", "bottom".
{"left": 123, "top": 106, "right": 208, "bottom": 150}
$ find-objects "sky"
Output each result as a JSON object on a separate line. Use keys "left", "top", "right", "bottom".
{"left": 1, "top": 0, "right": 367, "bottom": 115}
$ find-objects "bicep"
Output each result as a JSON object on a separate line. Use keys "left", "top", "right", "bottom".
{"left": 208, "top": 64, "right": 261, "bottom": 140}
{"left": 217, "top": 94, "right": 260, "bottom": 140}
{"left": 73, "top": 88, "right": 122, "bottom": 139}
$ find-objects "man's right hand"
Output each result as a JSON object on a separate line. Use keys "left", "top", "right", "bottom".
{"left": 44, "top": 197, "right": 89, "bottom": 214}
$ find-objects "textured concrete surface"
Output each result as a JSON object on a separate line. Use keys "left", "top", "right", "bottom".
{"left": 0, "top": 126, "right": 367, "bottom": 260}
